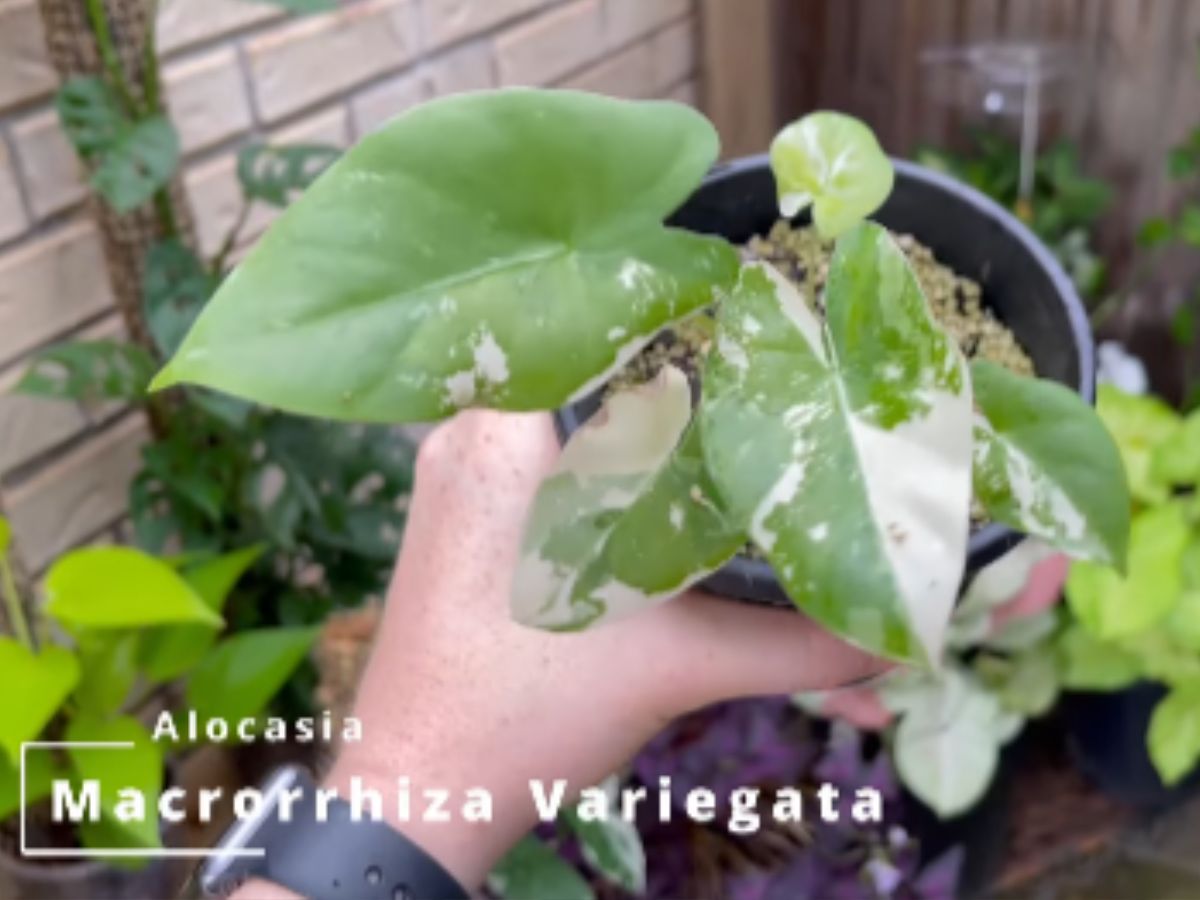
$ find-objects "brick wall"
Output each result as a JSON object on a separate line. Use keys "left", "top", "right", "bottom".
{"left": 0, "top": 0, "right": 700, "bottom": 572}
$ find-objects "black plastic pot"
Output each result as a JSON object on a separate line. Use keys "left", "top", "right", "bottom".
{"left": 1063, "top": 682, "right": 1200, "bottom": 809}
{"left": 558, "top": 155, "right": 1093, "bottom": 608}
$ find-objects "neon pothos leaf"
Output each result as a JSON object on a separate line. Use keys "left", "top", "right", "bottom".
{"left": 971, "top": 360, "right": 1130, "bottom": 568}
{"left": 0, "top": 640, "right": 79, "bottom": 762}
{"left": 1149, "top": 686, "right": 1200, "bottom": 785}
{"left": 513, "top": 367, "right": 743, "bottom": 630}
{"left": 770, "top": 112, "right": 894, "bottom": 239}
{"left": 152, "top": 90, "right": 739, "bottom": 423}
{"left": 700, "top": 229, "right": 972, "bottom": 665}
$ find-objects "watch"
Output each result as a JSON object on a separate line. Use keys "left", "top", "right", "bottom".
{"left": 201, "top": 766, "right": 469, "bottom": 900}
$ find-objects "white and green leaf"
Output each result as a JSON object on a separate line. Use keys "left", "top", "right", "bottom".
{"left": 770, "top": 112, "right": 894, "bottom": 239}
{"left": 153, "top": 90, "right": 739, "bottom": 423}
{"left": 564, "top": 778, "right": 646, "bottom": 893}
{"left": 700, "top": 227, "right": 973, "bottom": 665}
{"left": 513, "top": 366, "right": 744, "bottom": 630}
{"left": 972, "top": 361, "right": 1130, "bottom": 568}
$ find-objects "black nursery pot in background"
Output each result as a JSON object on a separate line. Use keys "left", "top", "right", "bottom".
{"left": 1064, "top": 682, "right": 1200, "bottom": 809}
{"left": 558, "top": 155, "right": 1093, "bottom": 608}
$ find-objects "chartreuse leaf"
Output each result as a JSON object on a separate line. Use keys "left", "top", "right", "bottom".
{"left": 513, "top": 367, "right": 743, "bottom": 630}
{"left": 770, "top": 112, "right": 894, "bottom": 239}
{"left": 1153, "top": 407, "right": 1200, "bottom": 485}
{"left": 701, "top": 230, "right": 973, "bottom": 665}
{"left": 891, "top": 668, "right": 1010, "bottom": 817}
{"left": 1066, "top": 503, "right": 1188, "bottom": 641}
{"left": 0, "top": 515, "right": 10, "bottom": 557}
{"left": 137, "top": 546, "right": 265, "bottom": 684}
{"left": 74, "top": 634, "right": 139, "bottom": 718}
{"left": 65, "top": 717, "right": 162, "bottom": 850}
{"left": 186, "top": 627, "right": 317, "bottom": 726}
{"left": 1098, "top": 386, "right": 1180, "bottom": 504}
{"left": 489, "top": 837, "right": 593, "bottom": 900}
{"left": 1149, "top": 687, "right": 1200, "bottom": 785}
{"left": 0, "top": 640, "right": 79, "bottom": 762}
{"left": 564, "top": 778, "right": 646, "bottom": 893}
{"left": 45, "top": 547, "right": 222, "bottom": 630}
{"left": 971, "top": 361, "right": 1129, "bottom": 568}
{"left": 0, "top": 746, "right": 57, "bottom": 821}
{"left": 1057, "top": 624, "right": 1142, "bottom": 691}
{"left": 152, "top": 90, "right": 739, "bottom": 423}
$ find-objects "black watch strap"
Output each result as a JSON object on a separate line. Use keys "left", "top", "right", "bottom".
{"left": 201, "top": 767, "right": 469, "bottom": 900}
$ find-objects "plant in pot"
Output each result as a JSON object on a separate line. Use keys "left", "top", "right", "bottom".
{"left": 148, "top": 89, "right": 1128, "bottom": 676}
{"left": 1058, "top": 384, "right": 1200, "bottom": 806}
{"left": 0, "top": 518, "right": 315, "bottom": 899}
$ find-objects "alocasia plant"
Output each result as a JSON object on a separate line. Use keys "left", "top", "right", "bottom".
{"left": 0, "top": 517, "right": 314, "bottom": 858}
{"left": 150, "top": 88, "right": 1130, "bottom": 666}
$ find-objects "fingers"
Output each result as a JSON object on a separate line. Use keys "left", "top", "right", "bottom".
{"left": 651, "top": 592, "right": 893, "bottom": 715}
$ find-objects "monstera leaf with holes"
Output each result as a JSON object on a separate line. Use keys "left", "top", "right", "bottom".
{"left": 152, "top": 90, "right": 739, "bottom": 421}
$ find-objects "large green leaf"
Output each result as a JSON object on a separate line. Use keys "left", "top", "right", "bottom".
{"left": 1098, "top": 386, "right": 1180, "bottom": 504}
{"left": 65, "top": 717, "right": 162, "bottom": 850}
{"left": 186, "top": 627, "right": 317, "bottom": 726}
{"left": 137, "top": 546, "right": 265, "bottom": 684}
{"left": 700, "top": 233, "right": 973, "bottom": 665}
{"left": 1057, "top": 624, "right": 1142, "bottom": 691}
{"left": 45, "top": 547, "right": 222, "bottom": 630}
{"left": 971, "top": 361, "right": 1129, "bottom": 568}
{"left": 14, "top": 341, "right": 157, "bottom": 405}
{"left": 74, "top": 634, "right": 139, "bottom": 718}
{"left": 1066, "top": 503, "right": 1188, "bottom": 641}
{"left": 1148, "top": 687, "right": 1200, "bottom": 785}
{"left": 0, "top": 640, "right": 79, "bottom": 762}
{"left": 151, "top": 90, "right": 739, "bottom": 422}
{"left": 890, "top": 668, "right": 1010, "bottom": 817}
{"left": 238, "top": 143, "right": 341, "bottom": 208}
{"left": 769, "top": 111, "right": 894, "bottom": 239}
{"left": 489, "top": 837, "right": 593, "bottom": 900}
{"left": 513, "top": 367, "right": 743, "bottom": 630}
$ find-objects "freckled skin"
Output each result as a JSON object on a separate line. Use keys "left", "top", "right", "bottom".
{"left": 234, "top": 411, "right": 885, "bottom": 899}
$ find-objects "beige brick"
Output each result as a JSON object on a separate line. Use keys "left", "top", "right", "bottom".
{"left": 0, "top": 141, "right": 27, "bottom": 243}
{"left": 165, "top": 47, "right": 254, "bottom": 155}
{"left": 273, "top": 105, "right": 353, "bottom": 147}
{"left": 185, "top": 155, "right": 269, "bottom": 258}
{"left": 496, "top": 0, "right": 604, "bottom": 87}
{"left": 0, "top": 361, "right": 88, "bottom": 477}
{"left": 0, "top": 1, "right": 56, "bottom": 114}
{"left": 664, "top": 78, "right": 698, "bottom": 107}
{"left": 157, "top": 0, "right": 281, "bottom": 56}
{"left": 4, "top": 414, "right": 149, "bottom": 570}
{"left": 651, "top": 18, "right": 695, "bottom": 91}
{"left": 562, "top": 37, "right": 654, "bottom": 98}
{"left": 0, "top": 224, "right": 114, "bottom": 365}
{"left": 602, "top": 0, "right": 689, "bottom": 49}
{"left": 247, "top": 0, "right": 416, "bottom": 123}
{"left": 421, "top": 0, "right": 545, "bottom": 50}
{"left": 351, "top": 71, "right": 426, "bottom": 136}
{"left": 425, "top": 40, "right": 495, "bottom": 97}
{"left": 11, "top": 111, "right": 86, "bottom": 220}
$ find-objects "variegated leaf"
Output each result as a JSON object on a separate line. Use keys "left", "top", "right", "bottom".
{"left": 513, "top": 366, "right": 743, "bottom": 630}
{"left": 700, "top": 226, "right": 973, "bottom": 665}
{"left": 972, "top": 360, "right": 1130, "bottom": 568}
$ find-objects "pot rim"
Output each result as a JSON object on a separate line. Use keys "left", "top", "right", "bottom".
{"left": 557, "top": 154, "right": 1095, "bottom": 603}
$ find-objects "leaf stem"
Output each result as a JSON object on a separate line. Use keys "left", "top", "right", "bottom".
{"left": 211, "top": 202, "right": 252, "bottom": 277}
{"left": 83, "top": 0, "right": 140, "bottom": 117}
{"left": 0, "top": 554, "right": 34, "bottom": 650}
